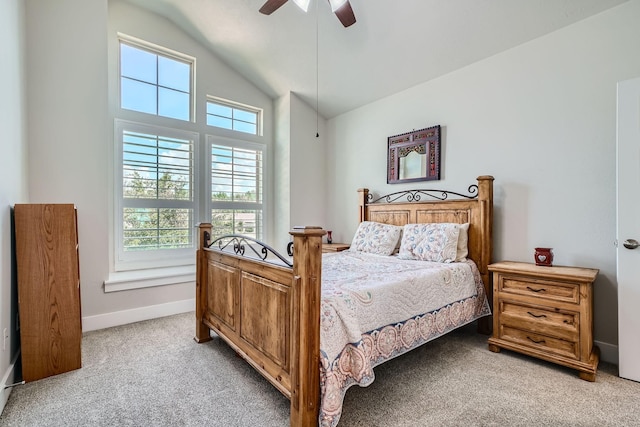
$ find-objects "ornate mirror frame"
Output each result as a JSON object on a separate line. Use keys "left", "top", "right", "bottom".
{"left": 387, "top": 125, "right": 441, "bottom": 184}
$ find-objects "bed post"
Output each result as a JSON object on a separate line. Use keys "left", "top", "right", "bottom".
{"left": 476, "top": 175, "right": 494, "bottom": 335}
{"left": 195, "top": 223, "right": 212, "bottom": 343}
{"left": 289, "top": 226, "right": 325, "bottom": 427}
{"left": 357, "top": 188, "right": 369, "bottom": 223}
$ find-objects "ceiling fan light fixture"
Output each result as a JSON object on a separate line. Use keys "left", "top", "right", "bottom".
{"left": 328, "top": 0, "right": 348, "bottom": 12}
{"left": 292, "top": 0, "right": 310, "bottom": 12}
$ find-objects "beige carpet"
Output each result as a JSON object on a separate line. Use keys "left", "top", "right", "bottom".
{"left": 1, "top": 312, "right": 639, "bottom": 426}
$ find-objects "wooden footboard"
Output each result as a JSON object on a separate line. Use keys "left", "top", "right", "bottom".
{"left": 195, "top": 224, "right": 325, "bottom": 426}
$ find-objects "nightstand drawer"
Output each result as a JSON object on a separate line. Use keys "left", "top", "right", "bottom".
{"left": 498, "top": 300, "right": 579, "bottom": 342}
{"left": 500, "top": 325, "right": 579, "bottom": 360}
{"left": 500, "top": 276, "right": 579, "bottom": 304}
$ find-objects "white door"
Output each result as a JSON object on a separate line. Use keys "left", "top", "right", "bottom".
{"left": 617, "top": 77, "right": 640, "bottom": 382}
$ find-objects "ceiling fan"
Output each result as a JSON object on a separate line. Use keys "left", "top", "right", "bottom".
{"left": 259, "top": 0, "right": 356, "bottom": 27}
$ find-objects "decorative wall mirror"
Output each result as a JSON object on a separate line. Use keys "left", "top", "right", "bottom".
{"left": 387, "top": 125, "right": 441, "bottom": 184}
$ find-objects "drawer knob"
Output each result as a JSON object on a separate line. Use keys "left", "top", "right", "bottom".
{"left": 526, "top": 286, "right": 546, "bottom": 293}
{"left": 527, "top": 311, "right": 547, "bottom": 319}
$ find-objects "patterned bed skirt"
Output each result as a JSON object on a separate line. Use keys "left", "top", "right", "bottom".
{"left": 318, "top": 287, "right": 491, "bottom": 427}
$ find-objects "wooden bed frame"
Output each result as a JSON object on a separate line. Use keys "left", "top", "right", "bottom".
{"left": 195, "top": 175, "right": 494, "bottom": 426}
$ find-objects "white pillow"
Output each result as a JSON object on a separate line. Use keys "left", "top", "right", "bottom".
{"left": 349, "top": 221, "right": 402, "bottom": 256}
{"left": 455, "top": 223, "right": 470, "bottom": 262}
{"left": 398, "top": 223, "right": 461, "bottom": 263}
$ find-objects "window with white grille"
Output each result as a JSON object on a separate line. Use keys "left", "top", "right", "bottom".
{"left": 206, "top": 97, "right": 261, "bottom": 135}
{"left": 207, "top": 136, "right": 264, "bottom": 240}
{"left": 115, "top": 120, "right": 199, "bottom": 270}
{"left": 120, "top": 35, "right": 194, "bottom": 122}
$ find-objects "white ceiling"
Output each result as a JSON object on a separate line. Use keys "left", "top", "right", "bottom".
{"left": 126, "top": 0, "right": 629, "bottom": 119}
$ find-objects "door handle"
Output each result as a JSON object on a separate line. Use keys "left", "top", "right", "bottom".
{"left": 623, "top": 239, "right": 640, "bottom": 249}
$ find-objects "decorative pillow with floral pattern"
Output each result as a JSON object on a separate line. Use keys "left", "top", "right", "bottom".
{"left": 398, "top": 223, "right": 461, "bottom": 263}
{"left": 349, "top": 221, "right": 402, "bottom": 256}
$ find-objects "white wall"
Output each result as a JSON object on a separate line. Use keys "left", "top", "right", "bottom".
{"left": 25, "top": 0, "right": 114, "bottom": 328}
{"left": 326, "top": 0, "right": 640, "bottom": 358}
{"left": 290, "top": 93, "right": 327, "bottom": 234}
{"left": 0, "top": 0, "right": 28, "bottom": 412}
{"left": 24, "top": 0, "right": 274, "bottom": 330}
{"left": 274, "top": 92, "right": 327, "bottom": 251}
{"left": 274, "top": 93, "right": 292, "bottom": 249}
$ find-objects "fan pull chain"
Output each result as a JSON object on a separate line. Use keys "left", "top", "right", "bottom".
{"left": 315, "top": 0, "right": 319, "bottom": 138}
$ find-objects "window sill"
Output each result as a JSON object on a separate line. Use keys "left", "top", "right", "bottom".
{"left": 104, "top": 265, "right": 196, "bottom": 293}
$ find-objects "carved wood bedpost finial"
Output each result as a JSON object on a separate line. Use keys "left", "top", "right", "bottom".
{"left": 289, "top": 226, "right": 325, "bottom": 427}
{"left": 357, "top": 188, "right": 369, "bottom": 223}
{"left": 195, "top": 223, "right": 213, "bottom": 343}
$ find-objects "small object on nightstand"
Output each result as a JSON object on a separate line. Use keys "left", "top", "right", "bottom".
{"left": 327, "top": 230, "right": 333, "bottom": 244}
{"left": 534, "top": 247, "right": 553, "bottom": 266}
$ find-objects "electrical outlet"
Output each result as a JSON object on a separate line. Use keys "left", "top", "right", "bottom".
{"left": 2, "top": 328, "right": 7, "bottom": 351}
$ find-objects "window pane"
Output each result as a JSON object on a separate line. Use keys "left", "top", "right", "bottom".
{"left": 206, "top": 101, "right": 259, "bottom": 135}
{"left": 158, "top": 137, "right": 192, "bottom": 200}
{"left": 207, "top": 103, "right": 232, "bottom": 118}
{"left": 121, "top": 44, "right": 157, "bottom": 84}
{"left": 121, "top": 78, "right": 157, "bottom": 115}
{"left": 233, "top": 121, "right": 257, "bottom": 135}
{"left": 158, "top": 56, "right": 190, "bottom": 92}
{"left": 211, "top": 145, "right": 262, "bottom": 203}
{"left": 234, "top": 109, "right": 256, "bottom": 124}
{"left": 123, "top": 131, "right": 193, "bottom": 201}
{"left": 158, "top": 88, "right": 190, "bottom": 121}
{"left": 211, "top": 209, "right": 261, "bottom": 240}
{"left": 123, "top": 207, "right": 193, "bottom": 251}
{"left": 123, "top": 132, "right": 159, "bottom": 199}
{"left": 207, "top": 115, "right": 233, "bottom": 130}
{"left": 119, "top": 40, "right": 192, "bottom": 122}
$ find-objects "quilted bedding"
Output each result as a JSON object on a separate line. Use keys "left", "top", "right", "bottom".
{"left": 318, "top": 251, "right": 491, "bottom": 427}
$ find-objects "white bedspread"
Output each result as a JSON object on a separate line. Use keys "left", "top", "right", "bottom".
{"left": 318, "top": 251, "right": 491, "bottom": 427}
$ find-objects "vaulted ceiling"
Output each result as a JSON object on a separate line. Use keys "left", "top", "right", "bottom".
{"left": 126, "top": 0, "right": 629, "bottom": 118}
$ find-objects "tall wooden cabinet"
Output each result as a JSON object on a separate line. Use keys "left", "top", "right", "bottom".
{"left": 14, "top": 204, "right": 82, "bottom": 382}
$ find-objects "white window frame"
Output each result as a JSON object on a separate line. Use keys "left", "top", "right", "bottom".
{"left": 206, "top": 95, "right": 263, "bottom": 136}
{"left": 206, "top": 135, "right": 266, "bottom": 240}
{"left": 118, "top": 33, "right": 196, "bottom": 123}
{"left": 114, "top": 119, "right": 200, "bottom": 272}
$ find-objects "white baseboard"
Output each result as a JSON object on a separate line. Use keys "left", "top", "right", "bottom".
{"left": 81, "top": 298, "right": 195, "bottom": 332}
{"left": 595, "top": 340, "right": 618, "bottom": 365}
{"left": 1, "top": 351, "right": 21, "bottom": 416}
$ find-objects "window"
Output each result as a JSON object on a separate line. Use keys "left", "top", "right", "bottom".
{"left": 111, "top": 35, "right": 269, "bottom": 287}
{"left": 115, "top": 120, "right": 199, "bottom": 270}
{"left": 206, "top": 97, "right": 261, "bottom": 135}
{"left": 208, "top": 136, "right": 265, "bottom": 240}
{"left": 119, "top": 35, "right": 194, "bottom": 121}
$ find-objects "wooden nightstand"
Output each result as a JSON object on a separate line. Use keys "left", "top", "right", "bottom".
{"left": 322, "top": 243, "right": 350, "bottom": 253}
{"left": 487, "top": 261, "right": 599, "bottom": 381}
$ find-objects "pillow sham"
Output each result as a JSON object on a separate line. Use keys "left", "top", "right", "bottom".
{"left": 455, "top": 223, "right": 470, "bottom": 262}
{"left": 398, "top": 223, "right": 461, "bottom": 263}
{"left": 349, "top": 221, "right": 402, "bottom": 256}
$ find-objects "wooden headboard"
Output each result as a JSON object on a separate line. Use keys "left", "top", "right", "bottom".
{"left": 357, "top": 175, "right": 494, "bottom": 316}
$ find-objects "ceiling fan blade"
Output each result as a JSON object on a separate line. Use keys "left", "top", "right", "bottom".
{"left": 259, "top": 0, "right": 289, "bottom": 15}
{"left": 334, "top": 0, "right": 356, "bottom": 27}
